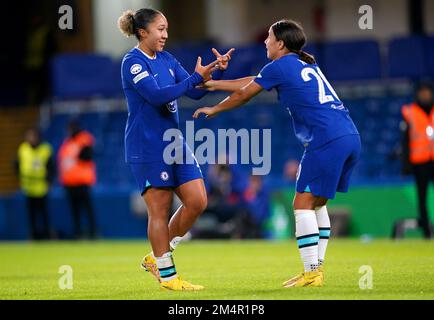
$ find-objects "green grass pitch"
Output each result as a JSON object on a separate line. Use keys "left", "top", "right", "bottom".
{"left": 0, "top": 239, "right": 433, "bottom": 300}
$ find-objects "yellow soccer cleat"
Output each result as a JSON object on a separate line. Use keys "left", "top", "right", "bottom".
{"left": 283, "top": 266, "right": 325, "bottom": 287}
{"left": 318, "top": 265, "right": 324, "bottom": 282}
{"left": 282, "top": 273, "right": 303, "bottom": 287}
{"left": 140, "top": 253, "right": 161, "bottom": 282}
{"left": 160, "top": 277, "right": 204, "bottom": 291}
{"left": 283, "top": 270, "right": 323, "bottom": 288}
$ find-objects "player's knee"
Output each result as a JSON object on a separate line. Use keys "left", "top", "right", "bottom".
{"left": 315, "top": 197, "right": 328, "bottom": 208}
{"left": 187, "top": 195, "right": 207, "bottom": 214}
{"left": 199, "top": 196, "right": 208, "bottom": 212}
{"left": 147, "top": 211, "right": 169, "bottom": 224}
{"left": 293, "top": 193, "right": 316, "bottom": 210}
{"left": 196, "top": 195, "right": 208, "bottom": 214}
{"left": 146, "top": 200, "right": 172, "bottom": 219}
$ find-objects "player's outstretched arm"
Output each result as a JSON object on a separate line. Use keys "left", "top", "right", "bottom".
{"left": 131, "top": 57, "right": 218, "bottom": 107}
{"left": 199, "top": 77, "right": 256, "bottom": 92}
{"left": 192, "top": 80, "right": 263, "bottom": 119}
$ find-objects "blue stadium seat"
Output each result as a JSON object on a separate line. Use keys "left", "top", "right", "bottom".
{"left": 427, "top": 36, "right": 434, "bottom": 77}
{"left": 387, "top": 36, "right": 427, "bottom": 79}
{"left": 249, "top": 44, "right": 269, "bottom": 75}
{"left": 323, "top": 39, "right": 381, "bottom": 80}
{"left": 112, "top": 60, "right": 124, "bottom": 97}
{"left": 168, "top": 43, "right": 269, "bottom": 79}
{"left": 166, "top": 43, "right": 217, "bottom": 74}
{"left": 51, "top": 54, "right": 118, "bottom": 99}
{"left": 220, "top": 45, "right": 261, "bottom": 79}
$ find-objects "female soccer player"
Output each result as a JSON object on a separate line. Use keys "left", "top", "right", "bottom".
{"left": 118, "top": 8, "right": 233, "bottom": 291}
{"left": 193, "top": 19, "right": 361, "bottom": 287}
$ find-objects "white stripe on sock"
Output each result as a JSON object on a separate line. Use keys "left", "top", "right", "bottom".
{"left": 156, "top": 252, "right": 178, "bottom": 281}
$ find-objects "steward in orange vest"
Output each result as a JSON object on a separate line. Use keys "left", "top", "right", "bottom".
{"left": 401, "top": 103, "right": 434, "bottom": 165}
{"left": 400, "top": 82, "right": 434, "bottom": 239}
{"left": 58, "top": 121, "right": 97, "bottom": 239}
{"left": 58, "top": 125, "right": 96, "bottom": 187}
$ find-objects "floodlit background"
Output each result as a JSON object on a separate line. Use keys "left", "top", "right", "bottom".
{"left": 0, "top": 0, "right": 433, "bottom": 241}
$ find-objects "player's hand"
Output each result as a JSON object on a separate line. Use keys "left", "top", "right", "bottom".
{"left": 195, "top": 80, "right": 217, "bottom": 91}
{"left": 192, "top": 106, "right": 218, "bottom": 119}
{"left": 212, "top": 48, "right": 235, "bottom": 70}
{"left": 195, "top": 56, "right": 219, "bottom": 82}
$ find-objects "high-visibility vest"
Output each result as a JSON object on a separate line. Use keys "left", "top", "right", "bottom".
{"left": 58, "top": 131, "right": 96, "bottom": 186}
{"left": 401, "top": 103, "right": 434, "bottom": 164}
{"left": 17, "top": 142, "right": 52, "bottom": 197}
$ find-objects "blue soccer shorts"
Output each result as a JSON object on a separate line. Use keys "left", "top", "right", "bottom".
{"left": 129, "top": 147, "right": 203, "bottom": 195}
{"left": 296, "top": 134, "right": 361, "bottom": 199}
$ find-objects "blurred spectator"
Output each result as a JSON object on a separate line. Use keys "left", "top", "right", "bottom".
{"left": 242, "top": 175, "right": 270, "bottom": 237}
{"left": 15, "top": 128, "right": 55, "bottom": 240}
{"left": 206, "top": 163, "right": 238, "bottom": 209}
{"left": 196, "top": 163, "right": 260, "bottom": 238}
{"left": 399, "top": 81, "right": 434, "bottom": 239}
{"left": 58, "top": 121, "right": 97, "bottom": 239}
{"left": 24, "top": 9, "right": 55, "bottom": 105}
{"left": 205, "top": 163, "right": 242, "bottom": 223}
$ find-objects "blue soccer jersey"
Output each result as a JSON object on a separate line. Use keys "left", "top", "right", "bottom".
{"left": 254, "top": 53, "right": 359, "bottom": 150}
{"left": 121, "top": 47, "right": 221, "bottom": 163}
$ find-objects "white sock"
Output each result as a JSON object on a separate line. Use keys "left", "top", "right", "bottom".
{"left": 149, "top": 235, "right": 183, "bottom": 257}
{"left": 156, "top": 252, "right": 178, "bottom": 282}
{"left": 169, "top": 236, "right": 183, "bottom": 251}
{"left": 294, "top": 209, "right": 319, "bottom": 272}
{"left": 315, "top": 206, "right": 331, "bottom": 266}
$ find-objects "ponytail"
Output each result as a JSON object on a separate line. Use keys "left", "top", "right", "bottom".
{"left": 295, "top": 50, "right": 316, "bottom": 64}
{"left": 118, "top": 10, "right": 136, "bottom": 37}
